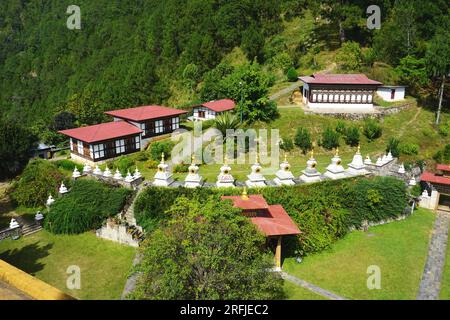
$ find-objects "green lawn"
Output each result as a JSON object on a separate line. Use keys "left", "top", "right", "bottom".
{"left": 283, "top": 281, "right": 328, "bottom": 300}
{"left": 283, "top": 208, "right": 435, "bottom": 300}
{"left": 440, "top": 233, "right": 450, "bottom": 300}
{"left": 0, "top": 231, "right": 136, "bottom": 300}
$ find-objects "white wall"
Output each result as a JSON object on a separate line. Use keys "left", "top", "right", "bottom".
{"left": 307, "top": 102, "right": 375, "bottom": 111}
{"left": 193, "top": 107, "right": 217, "bottom": 120}
{"left": 302, "top": 83, "right": 309, "bottom": 104}
{"left": 377, "top": 87, "right": 405, "bottom": 102}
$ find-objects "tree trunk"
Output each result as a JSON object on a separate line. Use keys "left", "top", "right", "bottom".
{"left": 339, "top": 21, "right": 345, "bottom": 43}
{"left": 436, "top": 74, "right": 445, "bottom": 125}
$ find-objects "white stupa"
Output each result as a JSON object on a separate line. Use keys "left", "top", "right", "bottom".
{"left": 59, "top": 182, "right": 68, "bottom": 194}
{"left": 153, "top": 153, "right": 174, "bottom": 187}
{"left": 274, "top": 154, "right": 295, "bottom": 186}
{"left": 375, "top": 157, "right": 383, "bottom": 166}
{"left": 381, "top": 154, "right": 388, "bottom": 164}
{"left": 83, "top": 163, "right": 92, "bottom": 173}
{"left": 35, "top": 211, "right": 44, "bottom": 223}
{"left": 386, "top": 151, "right": 394, "bottom": 162}
{"left": 124, "top": 170, "right": 134, "bottom": 183}
{"left": 245, "top": 153, "right": 267, "bottom": 188}
{"left": 9, "top": 218, "right": 20, "bottom": 229}
{"left": 421, "top": 189, "right": 429, "bottom": 198}
{"left": 133, "top": 166, "right": 142, "bottom": 180}
{"left": 72, "top": 167, "right": 81, "bottom": 179}
{"left": 324, "top": 148, "right": 346, "bottom": 180}
{"left": 103, "top": 166, "right": 112, "bottom": 178}
{"left": 113, "top": 168, "right": 123, "bottom": 180}
{"left": 347, "top": 145, "right": 369, "bottom": 176}
{"left": 93, "top": 165, "right": 102, "bottom": 175}
{"left": 299, "top": 150, "right": 322, "bottom": 183}
{"left": 46, "top": 194, "right": 55, "bottom": 206}
{"left": 409, "top": 177, "right": 417, "bottom": 186}
{"left": 398, "top": 163, "right": 406, "bottom": 174}
{"left": 184, "top": 155, "right": 203, "bottom": 188}
{"left": 364, "top": 155, "right": 372, "bottom": 165}
{"left": 216, "top": 156, "right": 235, "bottom": 188}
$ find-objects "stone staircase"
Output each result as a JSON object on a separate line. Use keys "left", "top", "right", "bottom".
{"left": 15, "top": 216, "right": 42, "bottom": 237}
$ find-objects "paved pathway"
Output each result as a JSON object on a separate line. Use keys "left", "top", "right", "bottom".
{"left": 280, "top": 271, "right": 347, "bottom": 300}
{"left": 269, "top": 81, "right": 301, "bottom": 101}
{"left": 417, "top": 209, "right": 450, "bottom": 300}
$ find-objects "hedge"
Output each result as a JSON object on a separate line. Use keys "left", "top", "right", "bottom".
{"left": 45, "top": 179, "right": 132, "bottom": 234}
{"left": 134, "top": 176, "right": 408, "bottom": 256}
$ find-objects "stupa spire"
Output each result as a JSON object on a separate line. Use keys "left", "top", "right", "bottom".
{"left": 241, "top": 187, "right": 249, "bottom": 200}
{"left": 161, "top": 152, "right": 165, "bottom": 164}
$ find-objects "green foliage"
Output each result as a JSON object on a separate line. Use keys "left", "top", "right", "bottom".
{"left": 45, "top": 179, "right": 132, "bottom": 234}
{"left": 201, "top": 62, "right": 278, "bottom": 123}
{"left": 399, "top": 143, "right": 419, "bottom": 156}
{"left": 241, "top": 24, "right": 265, "bottom": 62}
{"left": 214, "top": 112, "right": 241, "bottom": 136}
{"left": 54, "top": 159, "right": 83, "bottom": 172}
{"left": 149, "top": 141, "right": 174, "bottom": 161}
{"left": 173, "top": 163, "right": 190, "bottom": 174}
{"left": 335, "top": 121, "right": 346, "bottom": 135}
{"left": 319, "top": 127, "right": 340, "bottom": 150}
{"left": 130, "top": 197, "right": 284, "bottom": 300}
{"left": 363, "top": 119, "right": 382, "bottom": 141}
{"left": 0, "top": 118, "right": 38, "bottom": 179}
{"left": 134, "top": 176, "right": 408, "bottom": 256}
{"left": 395, "top": 56, "right": 429, "bottom": 92}
{"left": 336, "top": 41, "right": 363, "bottom": 71}
{"left": 11, "top": 159, "right": 65, "bottom": 207}
{"left": 286, "top": 67, "right": 298, "bottom": 82}
{"left": 344, "top": 126, "right": 360, "bottom": 147}
{"left": 294, "top": 127, "right": 312, "bottom": 154}
{"left": 111, "top": 156, "right": 136, "bottom": 176}
{"left": 386, "top": 137, "right": 400, "bottom": 158}
{"left": 280, "top": 136, "right": 294, "bottom": 152}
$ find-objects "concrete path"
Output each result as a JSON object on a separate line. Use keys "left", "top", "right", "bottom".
{"left": 281, "top": 271, "right": 347, "bottom": 300}
{"left": 269, "top": 81, "right": 301, "bottom": 101}
{"left": 417, "top": 209, "right": 450, "bottom": 300}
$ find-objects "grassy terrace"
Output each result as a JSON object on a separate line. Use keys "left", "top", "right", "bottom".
{"left": 0, "top": 231, "right": 135, "bottom": 300}
{"left": 283, "top": 208, "right": 435, "bottom": 300}
{"left": 440, "top": 236, "right": 450, "bottom": 300}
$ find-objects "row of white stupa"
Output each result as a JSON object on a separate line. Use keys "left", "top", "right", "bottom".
{"left": 152, "top": 147, "right": 405, "bottom": 188}
{"left": 71, "top": 163, "right": 142, "bottom": 182}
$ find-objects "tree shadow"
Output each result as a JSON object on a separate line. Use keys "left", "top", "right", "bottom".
{"left": 0, "top": 242, "right": 53, "bottom": 275}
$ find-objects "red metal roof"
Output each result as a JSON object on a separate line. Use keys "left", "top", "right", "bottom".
{"left": 436, "top": 164, "right": 450, "bottom": 172}
{"left": 201, "top": 99, "right": 236, "bottom": 112}
{"left": 221, "top": 194, "right": 269, "bottom": 210}
{"left": 104, "top": 105, "right": 187, "bottom": 122}
{"left": 58, "top": 121, "right": 142, "bottom": 143}
{"left": 420, "top": 171, "right": 450, "bottom": 186}
{"left": 221, "top": 195, "right": 300, "bottom": 236}
{"left": 299, "top": 73, "right": 382, "bottom": 85}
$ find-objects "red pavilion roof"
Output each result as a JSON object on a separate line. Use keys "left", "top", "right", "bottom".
{"left": 201, "top": 99, "right": 236, "bottom": 112}
{"left": 299, "top": 73, "right": 382, "bottom": 85}
{"left": 420, "top": 171, "right": 450, "bottom": 186}
{"left": 58, "top": 121, "right": 142, "bottom": 143}
{"left": 105, "top": 105, "right": 187, "bottom": 122}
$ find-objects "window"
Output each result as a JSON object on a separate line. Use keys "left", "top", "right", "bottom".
{"left": 115, "top": 139, "right": 126, "bottom": 154}
{"left": 135, "top": 136, "right": 140, "bottom": 150}
{"left": 391, "top": 89, "right": 396, "bottom": 100}
{"left": 155, "top": 120, "right": 163, "bottom": 134}
{"left": 93, "top": 143, "right": 105, "bottom": 159}
{"left": 77, "top": 141, "right": 83, "bottom": 154}
{"left": 172, "top": 117, "right": 180, "bottom": 130}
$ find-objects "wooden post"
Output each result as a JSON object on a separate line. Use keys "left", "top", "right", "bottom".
{"left": 275, "top": 236, "right": 282, "bottom": 271}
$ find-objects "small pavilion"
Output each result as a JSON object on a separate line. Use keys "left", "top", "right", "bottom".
{"left": 221, "top": 189, "right": 300, "bottom": 271}
{"left": 420, "top": 164, "right": 450, "bottom": 210}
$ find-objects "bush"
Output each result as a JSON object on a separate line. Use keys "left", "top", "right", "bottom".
{"left": 145, "top": 160, "right": 159, "bottom": 169}
{"left": 335, "top": 121, "right": 347, "bottom": 135}
{"left": 174, "top": 163, "right": 190, "bottom": 173}
{"left": 134, "top": 176, "right": 408, "bottom": 256}
{"left": 280, "top": 136, "right": 294, "bottom": 152}
{"left": 363, "top": 119, "right": 382, "bottom": 141}
{"left": 294, "top": 127, "right": 312, "bottom": 154}
{"left": 344, "top": 126, "right": 360, "bottom": 147}
{"left": 399, "top": 143, "right": 419, "bottom": 155}
{"left": 45, "top": 179, "right": 132, "bottom": 234}
{"left": 286, "top": 67, "right": 298, "bottom": 82}
{"left": 386, "top": 137, "right": 400, "bottom": 158}
{"left": 135, "top": 151, "right": 149, "bottom": 162}
{"left": 149, "top": 141, "right": 174, "bottom": 161}
{"left": 319, "top": 127, "right": 340, "bottom": 150}
{"left": 11, "top": 159, "right": 66, "bottom": 207}
{"left": 54, "top": 159, "right": 83, "bottom": 172}
{"left": 113, "top": 156, "right": 136, "bottom": 175}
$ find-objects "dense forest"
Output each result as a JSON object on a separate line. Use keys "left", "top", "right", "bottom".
{"left": 0, "top": 0, "right": 449, "bottom": 177}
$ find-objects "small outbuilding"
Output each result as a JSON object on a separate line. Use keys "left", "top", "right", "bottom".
{"left": 190, "top": 99, "right": 235, "bottom": 121}
{"left": 376, "top": 85, "right": 406, "bottom": 102}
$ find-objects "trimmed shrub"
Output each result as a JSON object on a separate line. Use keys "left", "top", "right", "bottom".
{"left": 344, "top": 126, "right": 360, "bottom": 147}
{"left": 11, "top": 159, "right": 66, "bottom": 207}
{"left": 294, "top": 127, "right": 312, "bottom": 154}
{"left": 399, "top": 143, "right": 419, "bottom": 155}
{"left": 280, "top": 136, "right": 294, "bottom": 152}
{"left": 286, "top": 67, "right": 298, "bottom": 82}
{"left": 149, "top": 141, "right": 174, "bottom": 161}
{"left": 45, "top": 179, "right": 132, "bottom": 234}
{"left": 319, "top": 127, "right": 340, "bottom": 150}
{"left": 363, "top": 119, "right": 382, "bottom": 141}
{"left": 112, "top": 156, "right": 136, "bottom": 175}
{"left": 54, "top": 159, "right": 83, "bottom": 172}
{"left": 335, "top": 121, "right": 346, "bottom": 135}
{"left": 174, "top": 163, "right": 190, "bottom": 173}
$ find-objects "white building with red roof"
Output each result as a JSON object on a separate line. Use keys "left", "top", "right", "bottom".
{"left": 299, "top": 73, "right": 384, "bottom": 111}
{"left": 190, "top": 99, "right": 235, "bottom": 121}
{"left": 59, "top": 105, "right": 187, "bottom": 164}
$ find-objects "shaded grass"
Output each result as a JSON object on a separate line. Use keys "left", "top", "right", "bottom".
{"left": 283, "top": 209, "right": 435, "bottom": 300}
{"left": 283, "top": 280, "right": 328, "bottom": 300}
{"left": 440, "top": 232, "right": 450, "bottom": 300}
{"left": 0, "top": 231, "right": 136, "bottom": 300}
